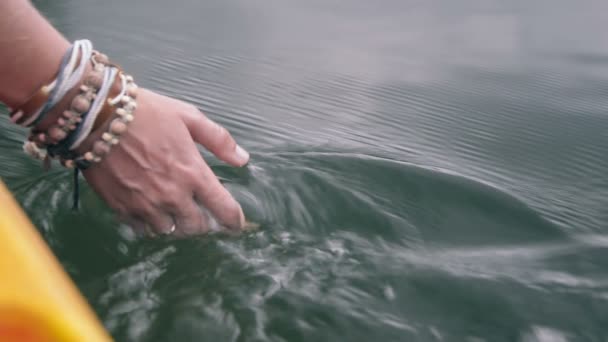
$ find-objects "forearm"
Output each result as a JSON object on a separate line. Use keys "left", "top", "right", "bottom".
{"left": 0, "top": 0, "right": 69, "bottom": 109}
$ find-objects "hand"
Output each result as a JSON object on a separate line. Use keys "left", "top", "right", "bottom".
{"left": 80, "top": 89, "right": 250, "bottom": 236}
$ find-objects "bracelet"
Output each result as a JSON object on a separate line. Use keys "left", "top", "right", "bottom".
{"left": 70, "top": 67, "right": 118, "bottom": 150}
{"left": 45, "top": 66, "right": 120, "bottom": 158}
{"left": 29, "top": 58, "right": 125, "bottom": 149}
{"left": 62, "top": 74, "right": 138, "bottom": 169}
{"left": 30, "top": 67, "right": 103, "bottom": 147}
{"left": 12, "top": 41, "right": 95, "bottom": 128}
{"left": 9, "top": 85, "right": 52, "bottom": 125}
{"left": 21, "top": 40, "right": 136, "bottom": 168}
{"left": 17, "top": 39, "right": 139, "bottom": 210}
{"left": 31, "top": 41, "right": 94, "bottom": 128}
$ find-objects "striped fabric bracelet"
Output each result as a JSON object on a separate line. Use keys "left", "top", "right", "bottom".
{"left": 23, "top": 40, "right": 94, "bottom": 128}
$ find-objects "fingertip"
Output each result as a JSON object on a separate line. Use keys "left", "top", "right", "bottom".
{"left": 234, "top": 144, "right": 250, "bottom": 167}
{"left": 198, "top": 199, "right": 245, "bottom": 231}
{"left": 183, "top": 110, "right": 250, "bottom": 167}
{"left": 220, "top": 198, "right": 246, "bottom": 230}
{"left": 192, "top": 161, "right": 247, "bottom": 230}
{"left": 237, "top": 207, "right": 246, "bottom": 229}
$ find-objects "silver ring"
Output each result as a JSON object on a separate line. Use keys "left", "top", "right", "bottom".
{"left": 165, "top": 224, "right": 176, "bottom": 235}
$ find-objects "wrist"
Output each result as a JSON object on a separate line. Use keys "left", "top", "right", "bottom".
{"left": 0, "top": 1, "right": 69, "bottom": 108}
{"left": 16, "top": 39, "right": 139, "bottom": 174}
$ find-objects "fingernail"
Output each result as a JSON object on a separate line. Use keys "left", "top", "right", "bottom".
{"left": 238, "top": 210, "right": 246, "bottom": 230}
{"left": 235, "top": 145, "right": 250, "bottom": 164}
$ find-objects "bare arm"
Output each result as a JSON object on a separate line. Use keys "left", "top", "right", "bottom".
{"left": 0, "top": 0, "right": 250, "bottom": 235}
{"left": 0, "top": 0, "right": 69, "bottom": 108}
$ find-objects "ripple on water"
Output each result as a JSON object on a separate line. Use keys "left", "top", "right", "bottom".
{"left": 3, "top": 6, "right": 608, "bottom": 335}
{"left": 6, "top": 94, "right": 608, "bottom": 340}
{"left": 77, "top": 151, "right": 607, "bottom": 341}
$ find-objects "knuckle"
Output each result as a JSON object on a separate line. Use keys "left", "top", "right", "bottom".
{"left": 127, "top": 203, "right": 156, "bottom": 220}
{"left": 194, "top": 182, "right": 214, "bottom": 200}
{"left": 212, "top": 124, "right": 236, "bottom": 150}
{"left": 146, "top": 180, "right": 166, "bottom": 200}
{"left": 127, "top": 201, "right": 154, "bottom": 218}
{"left": 160, "top": 191, "right": 185, "bottom": 210}
{"left": 109, "top": 203, "right": 128, "bottom": 217}
{"left": 196, "top": 181, "right": 226, "bottom": 205}
{"left": 174, "top": 163, "right": 195, "bottom": 180}
{"left": 180, "top": 102, "right": 198, "bottom": 115}
{"left": 184, "top": 167, "right": 205, "bottom": 186}
{"left": 218, "top": 126, "right": 232, "bottom": 142}
{"left": 176, "top": 102, "right": 201, "bottom": 122}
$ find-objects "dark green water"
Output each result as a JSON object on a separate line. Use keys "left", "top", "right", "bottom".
{"left": 2, "top": 0, "right": 608, "bottom": 341}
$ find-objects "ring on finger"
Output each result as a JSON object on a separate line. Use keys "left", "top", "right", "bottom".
{"left": 164, "top": 223, "right": 176, "bottom": 235}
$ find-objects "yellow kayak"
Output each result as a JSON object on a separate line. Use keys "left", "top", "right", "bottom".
{"left": 0, "top": 179, "right": 112, "bottom": 341}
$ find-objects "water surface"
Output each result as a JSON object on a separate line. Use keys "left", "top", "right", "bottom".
{"left": 2, "top": 0, "right": 608, "bottom": 341}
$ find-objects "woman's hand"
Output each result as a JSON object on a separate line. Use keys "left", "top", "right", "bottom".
{"left": 80, "top": 89, "right": 250, "bottom": 236}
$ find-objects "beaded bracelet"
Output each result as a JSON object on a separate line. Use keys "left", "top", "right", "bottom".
{"left": 25, "top": 48, "right": 120, "bottom": 152}
{"left": 70, "top": 68, "right": 119, "bottom": 150}
{"left": 16, "top": 39, "right": 139, "bottom": 209}
{"left": 61, "top": 73, "right": 138, "bottom": 170}
{"left": 30, "top": 67, "right": 103, "bottom": 147}
{"left": 46, "top": 66, "right": 116, "bottom": 158}
{"left": 22, "top": 64, "right": 107, "bottom": 160}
